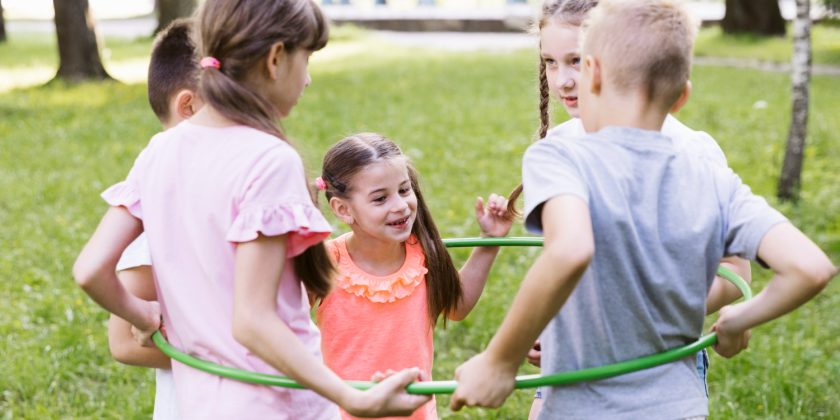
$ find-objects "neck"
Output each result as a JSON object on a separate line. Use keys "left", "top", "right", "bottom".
{"left": 585, "top": 91, "right": 668, "bottom": 133}
{"left": 345, "top": 231, "right": 406, "bottom": 276}
{"left": 189, "top": 105, "right": 238, "bottom": 128}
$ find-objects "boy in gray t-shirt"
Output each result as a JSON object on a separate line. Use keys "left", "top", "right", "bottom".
{"left": 450, "top": 0, "right": 837, "bottom": 418}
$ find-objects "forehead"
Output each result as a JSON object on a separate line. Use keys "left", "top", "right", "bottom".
{"left": 352, "top": 159, "right": 409, "bottom": 190}
{"left": 540, "top": 22, "right": 581, "bottom": 55}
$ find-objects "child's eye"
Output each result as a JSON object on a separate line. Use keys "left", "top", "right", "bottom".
{"left": 372, "top": 196, "right": 387, "bottom": 203}
{"left": 570, "top": 57, "right": 581, "bottom": 67}
{"left": 399, "top": 188, "right": 411, "bottom": 196}
{"left": 544, "top": 58, "right": 557, "bottom": 67}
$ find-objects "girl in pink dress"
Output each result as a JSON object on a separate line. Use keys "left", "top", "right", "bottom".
{"left": 72, "top": 1, "right": 429, "bottom": 418}
{"left": 314, "top": 133, "right": 513, "bottom": 419}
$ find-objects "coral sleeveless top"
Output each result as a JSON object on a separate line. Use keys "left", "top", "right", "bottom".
{"left": 316, "top": 233, "right": 437, "bottom": 419}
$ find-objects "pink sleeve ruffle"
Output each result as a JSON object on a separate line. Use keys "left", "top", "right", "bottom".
{"left": 226, "top": 202, "right": 332, "bottom": 257}
{"left": 101, "top": 181, "right": 142, "bottom": 219}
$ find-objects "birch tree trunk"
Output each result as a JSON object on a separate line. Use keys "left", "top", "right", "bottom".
{"left": 53, "top": 0, "right": 111, "bottom": 82}
{"left": 778, "top": 0, "right": 811, "bottom": 201}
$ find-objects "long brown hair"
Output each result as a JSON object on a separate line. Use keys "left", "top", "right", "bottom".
{"left": 320, "top": 133, "right": 462, "bottom": 326}
{"left": 506, "top": 0, "right": 599, "bottom": 216}
{"left": 195, "top": 0, "right": 333, "bottom": 298}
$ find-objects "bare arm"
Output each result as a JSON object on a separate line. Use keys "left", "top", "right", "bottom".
{"left": 449, "top": 195, "right": 512, "bottom": 321}
{"left": 108, "top": 265, "right": 171, "bottom": 369}
{"left": 74, "top": 207, "right": 160, "bottom": 341}
{"left": 706, "top": 256, "right": 752, "bottom": 314}
{"left": 233, "top": 234, "right": 430, "bottom": 417}
{"left": 712, "top": 223, "right": 837, "bottom": 357}
{"left": 450, "top": 196, "right": 594, "bottom": 410}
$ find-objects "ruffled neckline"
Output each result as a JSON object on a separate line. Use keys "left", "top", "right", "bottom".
{"left": 332, "top": 234, "right": 428, "bottom": 303}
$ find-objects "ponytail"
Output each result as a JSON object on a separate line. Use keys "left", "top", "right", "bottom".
{"left": 196, "top": 0, "right": 333, "bottom": 298}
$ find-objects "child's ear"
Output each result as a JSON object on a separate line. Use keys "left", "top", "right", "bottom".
{"left": 174, "top": 89, "right": 198, "bottom": 120}
{"left": 585, "top": 55, "right": 602, "bottom": 94}
{"left": 329, "top": 197, "right": 354, "bottom": 225}
{"left": 265, "top": 41, "right": 286, "bottom": 81}
{"left": 670, "top": 80, "right": 692, "bottom": 113}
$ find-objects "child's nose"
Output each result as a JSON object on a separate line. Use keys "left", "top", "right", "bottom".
{"left": 392, "top": 197, "right": 409, "bottom": 212}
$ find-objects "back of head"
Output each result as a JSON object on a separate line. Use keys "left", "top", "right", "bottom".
{"left": 581, "top": 0, "right": 698, "bottom": 110}
{"left": 196, "top": 0, "right": 329, "bottom": 139}
{"left": 321, "top": 133, "right": 462, "bottom": 326}
{"left": 148, "top": 18, "right": 199, "bottom": 125}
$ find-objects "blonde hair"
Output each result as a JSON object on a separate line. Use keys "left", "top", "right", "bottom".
{"left": 581, "top": 0, "right": 698, "bottom": 109}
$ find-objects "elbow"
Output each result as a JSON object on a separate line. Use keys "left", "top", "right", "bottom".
{"left": 545, "top": 241, "right": 593, "bottom": 275}
{"left": 73, "top": 257, "right": 103, "bottom": 291}
{"left": 808, "top": 262, "right": 837, "bottom": 291}
{"left": 794, "top": 259, "right": 837, "bottom": 293}
{"left": 108, "top": 339, "right": 134, "bottom": 365}
{"left": 232, "top": 311, "right": 259, "bottom": 351}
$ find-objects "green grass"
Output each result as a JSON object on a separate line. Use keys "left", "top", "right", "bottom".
{"left": 695, "top": 23, "right": 840, "bottom": 66}
{"left": 1, "top": 31, "right": 839, "bottom": 418}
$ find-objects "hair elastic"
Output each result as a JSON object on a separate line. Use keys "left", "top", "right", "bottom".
{"left": 314, "top": 177, "right": 327, "bottom": 191}
{"left": 199, "top": 57, "right": 221, "bottom": 70}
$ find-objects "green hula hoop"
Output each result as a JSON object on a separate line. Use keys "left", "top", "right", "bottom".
{"left": 152, "top": 236, "right": 751, "bottom": 395}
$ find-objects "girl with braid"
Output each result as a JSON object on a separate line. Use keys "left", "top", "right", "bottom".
{"left": 510, "top": 1, "right": 753, "bottom": 417}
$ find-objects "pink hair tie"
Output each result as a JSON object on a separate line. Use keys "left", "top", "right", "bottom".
{"left": 314, "top": 177, "right": 327, "bottom": 191}
{"left": 199, "top": 57, "right": 221, "bottom": 70}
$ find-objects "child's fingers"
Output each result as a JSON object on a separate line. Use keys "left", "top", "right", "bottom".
{"left": 450, "top": 391, "right": 468, "bottom": 411}
{"left": 475, "top": 197, "right": 485, "bottom": 218}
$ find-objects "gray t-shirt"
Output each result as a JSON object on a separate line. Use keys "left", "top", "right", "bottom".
{"left": 523, "top": 126, "right": 786, "bottom": 420}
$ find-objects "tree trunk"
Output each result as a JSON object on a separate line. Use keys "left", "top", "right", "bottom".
{"left": 52, "top": 0, "right": 111, "bottom": 82}
{"left": 722, "top": 0, "right": 786, "bottom": 36}
{"left": 1, "top": 1, "right": 7, "bottom": 43}
{"left": 155, "top": 0, "right": 197, "bottom": 35}
{"left": 778, "top": 0, "right": 811, "bottom": 202}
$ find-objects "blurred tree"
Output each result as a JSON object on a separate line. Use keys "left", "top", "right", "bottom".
{"left": 1, "top": 1, "right": 7, "bottom": 43}
{"left": 778, "top": 0, "right": 812, "bottom": 201}
{"left": 722, "top": 0, "right": 786, "bottom": 36}
{"left": 155, "top": 0, "right": 197, "bottom": 35}
{"left": 53, "top": 0, "right": 111, "bottom": 81}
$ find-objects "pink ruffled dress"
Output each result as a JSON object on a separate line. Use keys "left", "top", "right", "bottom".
{"left": 316, "top": 233, "right": 437, "bottom": 420}
{"left": 102, "top": 121, "right": 338, "bottom": 419}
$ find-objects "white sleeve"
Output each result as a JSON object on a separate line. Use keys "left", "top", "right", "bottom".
{"left": 116, "top": 233, "right": 152, "bottom": 271}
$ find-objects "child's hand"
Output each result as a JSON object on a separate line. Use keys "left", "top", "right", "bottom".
{"left": 710, "top": 304, "right": 752, "bottom": 358}
{"left": 371, "top": 368, "right": 429, "bottom": 383}
{"left": 130, "top": 300, "right": 161, "bottom": 347}
{"left": 347, "top": 367, "right": 431, "bottom": 417}
{"left": 450, "top": 351, "right": 517, "bottom": 411}
{"left": 526, "top": 340, "right": 541, "bottom": 367}
{"left": 476, "top": 194, "right": 513, "bottom": 238}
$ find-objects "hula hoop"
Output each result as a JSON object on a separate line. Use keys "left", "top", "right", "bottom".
{"left": 152, "top": 236, "right": 751, "bottom": 395}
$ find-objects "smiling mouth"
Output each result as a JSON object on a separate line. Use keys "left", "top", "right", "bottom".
{"left": 387, "top": 216, "right": 410, "bottom": 227}
{"left": 562, "top": 96, "right": 578, "bottom": 104}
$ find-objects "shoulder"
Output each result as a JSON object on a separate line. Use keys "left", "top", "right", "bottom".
{"left": 662, "top": 115, "right": 728, "bottom": 166}
{"left": 545, "top": 118, "right": 585, "bottom": 140}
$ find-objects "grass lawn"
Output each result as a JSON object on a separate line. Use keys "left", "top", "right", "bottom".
{"left": 694, "top": 23, "right": 840, "bottom": 66}
{"left": 1, "top": 28, "right": 838, "bottom": 418}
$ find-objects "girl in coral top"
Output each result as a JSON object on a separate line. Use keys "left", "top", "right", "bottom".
{"left": 314, "top": 133, "right": 513, "bottom": 419}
